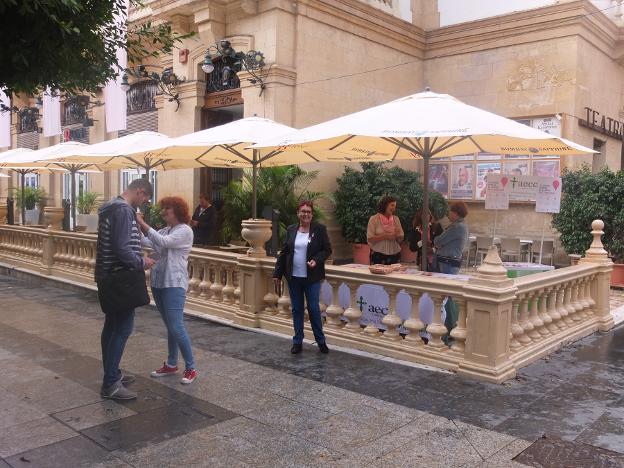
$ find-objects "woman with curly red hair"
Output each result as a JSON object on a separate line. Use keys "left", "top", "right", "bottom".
{"left": 137, "top": 196, "right": 197, "bottom": 384}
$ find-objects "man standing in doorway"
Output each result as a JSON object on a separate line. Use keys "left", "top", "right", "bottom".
{"left": 191, "top": 193, "right": 216, "bottom": 246}
{"left": 95, "top": 179, "right": 155, "bottom": 400}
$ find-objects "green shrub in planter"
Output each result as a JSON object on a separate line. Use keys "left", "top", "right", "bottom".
{"left": 553, "top": 166, "right": 624, "bottom": 262}
{"left": 76, "top": 191, "right": 99, "bottom": 215}
{"left": 221, "top": 166, "right": 324, "bottom": 244}
{"left": 334, "top": 162, "right": 448, "bottom": 244}
{"left": 149, "top": 203, "right": 165, "bottom": 230}
{"left": 11, "top": 186, "right": 47, "bottom": 210}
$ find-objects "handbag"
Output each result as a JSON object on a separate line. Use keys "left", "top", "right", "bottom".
{"left": 97, "top": 269, "right": 150, "bottom": 314}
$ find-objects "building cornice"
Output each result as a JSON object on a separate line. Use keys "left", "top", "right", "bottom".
{"left": 425, "top": 1, "right": 620, "bottom": 61}
{"left": 297, "top": 0, "right": 425, "bottom": 58}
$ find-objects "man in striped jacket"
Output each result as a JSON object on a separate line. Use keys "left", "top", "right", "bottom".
{"left": 96, "top": 179, "right": 155, "bottom": 400}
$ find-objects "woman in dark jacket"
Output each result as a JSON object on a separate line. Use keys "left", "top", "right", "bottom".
{"left": 273, "top": 200, "right": 332, "bottom": 354}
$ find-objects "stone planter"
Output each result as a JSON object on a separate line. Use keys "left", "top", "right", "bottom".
{"left": 400, "top": 241, "right": 417, "bottom": 263}
{"left": 24, "top": 208, "right": 40, "bottom": 225}
{"left": 76, "top": 214, "right": 98, "bottom": 233}
{"left": 611, "top": 263, "right": 624, "bottom": 288}
{"left": 0, "top": 204, "right": 7, "bottom": 224}
{"left": 352, "top": 243, "right": 370, "bottom": 265}
{"left": 43, "top": 207, "right": 65, "bottom": 230}
{"left": 241, "top": 219, "right": 272, "bottom": 258}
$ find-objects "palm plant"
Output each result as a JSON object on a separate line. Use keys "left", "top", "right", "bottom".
{"left": 76, "top": 191, "right": 99, "bottom": 215}
{"left": 222, "top": 166, "right": 324, "bottom": 244}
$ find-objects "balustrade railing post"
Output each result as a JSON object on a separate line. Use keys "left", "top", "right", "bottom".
{"left": 40, "top": 231, "right": 54, "bottom": 275}
{"left": 403, "top": 291, "right": 424, "bottom": 344}
{"left": 232, "top": 256, "right": 269, "bottom": 328}
{"left": 458, "top": 245, "right": 517, "bottom": 383}
{"left": 579, "top": 220, "right": 614, "bottom": 331}
{"left": 382, "top": 287, "right": 403, "bottom": 341}
{"left": 325, "top": 280, "right": 344, "bottom": 328}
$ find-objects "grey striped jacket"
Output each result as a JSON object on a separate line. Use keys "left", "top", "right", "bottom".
{"left": 95, "top": 197, "right": 144, "bottom": 282}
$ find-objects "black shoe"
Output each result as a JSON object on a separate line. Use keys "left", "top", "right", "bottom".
{"left": 318, "top": 343, "right": 329, "bottom": 354}
{"left": 291, "top": 344, "right": 302, "bottom": 354}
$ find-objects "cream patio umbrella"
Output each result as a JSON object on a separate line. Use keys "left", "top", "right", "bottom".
{"left": 145, "top": 117, "right": 392, "bottom": 218}
{"left": 147, "top": 117, "right": 296, "bottom": 219}
{"left": 0, "top": 142, "right": 99, "bottom": 227}
{"left": 26, "top": 133, "right": 178, "bottom": 226}
{"left": 254, "top": 89, "right": 596, "bottom": 270}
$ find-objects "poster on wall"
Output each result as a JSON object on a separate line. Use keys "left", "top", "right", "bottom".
{"left": 428, "top": 163, "right": 449, "bottom": 198}
{"left": 503, "top": 160, "right": 530, "bottom": 176}
{"left": 535, "top": 177, "right": 562, "bottom": 213}
{"left": 450, "top": 163, "right": 473, "bottom": 199}
{"left": 475, "top": 162, "right": 501, "bottom": 200}
{"left": 533, "top": 159, "right": 560, "bottom": 178}
{"left": 484, "top": 173, "right": 510, "bottom": 210}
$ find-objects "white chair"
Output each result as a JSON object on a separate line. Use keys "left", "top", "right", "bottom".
{"left": 500, "top": 238, "right": 522, "bottom": 262}
{"left": 532, "top": 240, "right": 554, "bottom": 265}
{"left": 474, "top": 236, "right": 494, "bottom": 266}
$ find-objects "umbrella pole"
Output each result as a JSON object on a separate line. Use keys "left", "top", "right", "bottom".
{"left": 421, "top": 140, "right": 431, "bottom": 272}
{"left": 141, "top": 163, "right": 151, "bottom": 226}
{"left": 252, "top": 149, "right": 258, "bottom": 219}
{"left": 20, "top": 172, "right": 26, "bottom": 226}
{"left": 71, "top": 170, "right": 77, "bottom": 231}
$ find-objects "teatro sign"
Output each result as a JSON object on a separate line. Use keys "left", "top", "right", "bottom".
{"left": 579, "top": 107, "right": 624, "bottom": 140}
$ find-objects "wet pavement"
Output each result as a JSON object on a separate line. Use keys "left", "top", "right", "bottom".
{"left": 1, "top": 270, "right": 624, "bottom": 467}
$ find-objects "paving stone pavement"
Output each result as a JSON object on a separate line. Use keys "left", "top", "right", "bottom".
{"left": 1, "top": 272, "right": 624, "bottom": 467}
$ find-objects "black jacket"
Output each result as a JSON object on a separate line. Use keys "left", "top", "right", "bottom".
{"left": 273, "top": 222, "right": 332, "bottom": 284}
{"left": 192, "top": 205, "right": 216, "bottom": 245}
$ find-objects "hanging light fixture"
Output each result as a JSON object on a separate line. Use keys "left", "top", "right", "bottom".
{"left": 202, "top": 39, "right": 266, "bottom": 95}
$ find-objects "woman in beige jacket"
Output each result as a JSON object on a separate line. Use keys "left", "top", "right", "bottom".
{"left": 367, "top": 196, "right": 404, "bottom": 265}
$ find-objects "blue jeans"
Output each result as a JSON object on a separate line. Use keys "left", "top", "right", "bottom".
{"left": 287, "top": 277, "right": 326, "bottom": 345}
{"left": 152, "top": 287, "right": 195, "bottom": 370}
{"left": 101, "top": 310, "right": 135, "bottom": 387}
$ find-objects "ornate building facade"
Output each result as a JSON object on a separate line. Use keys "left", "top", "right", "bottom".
{"left": 2, "top": 0, "right": 624, "bottom": 258}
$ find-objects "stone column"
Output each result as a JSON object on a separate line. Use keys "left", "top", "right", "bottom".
{"left": 233, "top": 256, "right": 270, "bottom": 328}
{"left": 579, "top": 220, "right": 614, "bottom": 332}
{"left": 458, "top": 245, "right": 518, "bottom": 383}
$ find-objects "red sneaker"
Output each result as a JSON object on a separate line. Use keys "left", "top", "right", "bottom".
{"left": 150, "top": 362, "right": 178, "bottom": 378}
{"left": 181, "top": 368, "right": 197, "bottom": 384}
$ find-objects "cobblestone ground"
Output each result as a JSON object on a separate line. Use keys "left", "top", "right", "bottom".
{"left": 1, "top": 272, "right": 624, "bottom": 467}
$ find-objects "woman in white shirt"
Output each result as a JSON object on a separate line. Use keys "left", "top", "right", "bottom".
{"left": 137, "top": 197, "right": 197, "bottom": 384}
{"left": 273, "top": 201, "right": 333, "bottom": 354}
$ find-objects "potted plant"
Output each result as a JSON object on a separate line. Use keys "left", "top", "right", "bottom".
{"left": 334, "top": 163, "right": 448, "bottom": 264}
{"left": 11, "top": 186, "right": 47, "bottom": 225}
{"left": 221, "top": 165, "right": 324, "bottom": 246}
{"left": 553, "top": 166, "right": 624, "bottom": 286}
{"left": 75, "top": 191, "right": 100, "bottom": 232}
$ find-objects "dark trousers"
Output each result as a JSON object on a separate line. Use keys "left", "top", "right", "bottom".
{"left": 370, "top": 251, "right": 401, "bottom": 265}
{"left": 101, "top": 310, "right": 135, "bottom": 387}
{"left": 438, "top": 259, "right": 459, "bottom": 341}
{"left": 287, "top": 277, "right": 326, "bottom": 345}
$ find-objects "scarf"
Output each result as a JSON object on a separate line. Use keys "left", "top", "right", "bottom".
{"left": 379, "top": 213, "right": 395, "bottom": 233}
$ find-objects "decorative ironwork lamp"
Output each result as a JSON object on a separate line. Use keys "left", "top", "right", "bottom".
{"left": 202, "top": 40, "right": 266, "bottom": 95}
{"left": 121, "top": 65, "right": 185, "bottom": 111}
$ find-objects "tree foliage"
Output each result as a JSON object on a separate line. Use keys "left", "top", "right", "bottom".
{"left": 0, "top": 0, "right": 193, "bottom": 96}
{"left": 221, "top": 166, "right": 325, "bottom": 244}
{"left": 333, "top": 163, "right": 448, "bottom": 243}
{"left": 552, "top": 166, "right": 624, "bottom": 262}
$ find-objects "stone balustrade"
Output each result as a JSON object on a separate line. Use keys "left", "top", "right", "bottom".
{"left": 0, "top": 220, "right": 615, "bottom": 383}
